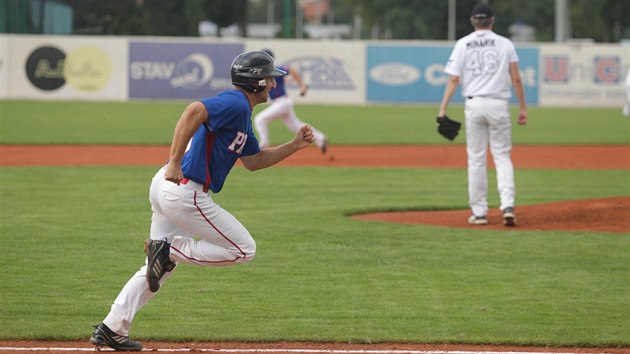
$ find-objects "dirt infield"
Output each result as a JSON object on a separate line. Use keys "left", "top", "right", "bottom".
{"left": 0, "top": 144, "right": 628, "bottom": 353}
{"left": 353, "top": 196, "right": 630, "bottom": 233}
{"left": 0, "top": 340, "right": 629, "bottom": 354}
{"left": 1, "top": 144, "right": 629, "bottom": 169}
{"left": 2, "top": 144, "right": 628, "bottom": 233}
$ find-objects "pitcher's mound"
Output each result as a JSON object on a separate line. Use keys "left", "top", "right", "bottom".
{"left": 352, "top": 197, "right": 630, "bottom": 233}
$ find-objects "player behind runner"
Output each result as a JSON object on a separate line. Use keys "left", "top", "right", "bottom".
{"left": 253, "top": 49, "right": 329, "bottom": 154}
{"left": 89, "top": 50, "right": 315, "bottom": 351}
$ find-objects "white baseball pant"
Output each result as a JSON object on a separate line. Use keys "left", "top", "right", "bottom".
{"left": 464, "top": 97, "right": 515, "bottom": 217}
{"left": 102, "top": 167, "right": 256, "bottom": 336}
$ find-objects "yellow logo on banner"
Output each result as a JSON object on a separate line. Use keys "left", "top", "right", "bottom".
{"left": 64, "top": 46, "right": 112, "bottom": 91}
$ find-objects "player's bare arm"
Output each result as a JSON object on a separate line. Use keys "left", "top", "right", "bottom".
{"left": 164, "top": 101, "right": 208, "bottom": 184}
{"left": 509, "top": 62, "right": 528, "bottom": 125}
{"left": 438, "top": 75, "right": 460, "bottom": 116}
{"left": 241, "top": 124, "right": 314, "bottom": 171}
{"left": 289, "top": 67, "right": 309, "bottom": 96}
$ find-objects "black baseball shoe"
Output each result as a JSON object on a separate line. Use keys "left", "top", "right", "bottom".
{"left": 502, "top": 207, "right": 517, "bottom": 226}
{"left": 145, "top": 239, "right": 176, "bottom": 293}
{"left": 321, "top": 137, "right": 329, "bottom": 155}
{"left": 90, "top": 323, "right": 143, "bottom": 351}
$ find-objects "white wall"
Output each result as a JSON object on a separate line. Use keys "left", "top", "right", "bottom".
{"left": 1, "top": 34, "right": 629, "bottom": 108}
{"left": 0, "top": 36, "right": 8, "bottom": 98}
{"left": 5, "top": 35, "right": 128, "bottom": 101}
{"left": 538, "top": 43, "right": 630, "bottom": 107}
{"left": 246, "top": 39, "right": 366, "bottom": 104}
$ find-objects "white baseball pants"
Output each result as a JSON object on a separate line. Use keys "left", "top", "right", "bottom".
{"left": 102, "top": 167, "right": 256, "bottom": 336}
{"left": 464, "top": 97, "right": 515, "bottom": 217}
{"left": 254, "top": 96, "right": 327, "bottom": 149}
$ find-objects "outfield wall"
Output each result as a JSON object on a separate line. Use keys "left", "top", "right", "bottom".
{"left": 0, "top": 34, "right": 628, "bottom": 107}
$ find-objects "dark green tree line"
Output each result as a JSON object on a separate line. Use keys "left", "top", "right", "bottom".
{"left": 348, "top": 0, "right": 629, "bottom": 42}
{"left": 26, "top": 0, "right": 630, "bottom": 42}
{"left": 65, "top": 0, "right": 247, "bottom": 37}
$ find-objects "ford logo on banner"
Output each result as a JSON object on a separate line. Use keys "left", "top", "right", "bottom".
{"left": 369, "top": 63, "right": 421, "bottom": 86}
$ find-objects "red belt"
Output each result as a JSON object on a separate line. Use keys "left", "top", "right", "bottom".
{"left": 180, "top": 178, "right": 209, "bottom": 193}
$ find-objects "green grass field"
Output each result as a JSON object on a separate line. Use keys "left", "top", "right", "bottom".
{"left": 0, "top": 100, "right": 629, "bottom": 347}
{"left": 1, "top": 99, "right": 629, "bottom": 145}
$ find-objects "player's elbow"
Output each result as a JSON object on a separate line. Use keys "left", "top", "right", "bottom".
{"left": 243, "top": 162, "right": 262, "bottom": 172}
{"left": 511, "top": 76, "right": 523, "bottom": 88}
{"left": 240, "top": 156, "right": 262, "bottom": 171}
{"left": 448, "top": 76, "right": 460, "bottom": 85}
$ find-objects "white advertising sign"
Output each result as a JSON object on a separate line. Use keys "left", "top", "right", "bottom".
{"left": 539, "top": 44, "right": 630, "bottom": 107}
{"left": 8, "top": 35, "right": 128, "bottom": 101}
{"left": 246, "top": 39, "right": 366, "bottom": 104}
{"left": 0, "top": 35, "right": 8, "bottom": 98}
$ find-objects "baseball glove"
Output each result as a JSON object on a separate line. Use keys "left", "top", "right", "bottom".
{"left": 436, "top": 115, "right": 462, "bottom": 141}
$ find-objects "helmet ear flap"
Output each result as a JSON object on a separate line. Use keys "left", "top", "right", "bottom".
{"left": 253, "top": 78, "right": 268, "bottom": 93}
{"left": 235, "top": 78, "right": 267, "bottom": 93}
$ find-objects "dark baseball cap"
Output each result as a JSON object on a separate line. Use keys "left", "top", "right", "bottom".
{"left": 471, "top": 3, "right": 494, "bottom": 19}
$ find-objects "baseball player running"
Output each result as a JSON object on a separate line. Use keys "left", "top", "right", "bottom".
{"left": 254, "top": 49, "right": 329, "bottom": 154}
{"left": 90, "top": 50, "right": 315, "bottom": 351}
{"left": 438, "top": 2, "right": 527, "bottom": 226}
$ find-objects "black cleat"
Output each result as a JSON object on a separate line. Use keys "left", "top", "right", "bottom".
{"left": 502, "top": 207, "right": 517, "bottom": 226}
{"left": 145, "top": 239, "right": 176, "bottom": 293}
{"left": 321, "top": 138, "right": 329, "bottom": 155}
{"left": 90, "top": 323, "right": 143, "bottom": 351}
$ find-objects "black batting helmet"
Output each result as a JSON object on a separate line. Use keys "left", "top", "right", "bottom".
{"left": 231, "top": 51, "right": 286, "bottom": 93}
{"left": 261, "top": 48, "right": 274, "bottom": 58}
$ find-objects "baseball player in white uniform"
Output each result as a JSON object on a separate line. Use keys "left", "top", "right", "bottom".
{"left": 254, "top": 49, "right": 329, "bottom": 154}
{"left": 89, "top": 51, "right": 315, "bottom": 351}
{"left": 438, "top": 2, "right": 527, "bottom": 226}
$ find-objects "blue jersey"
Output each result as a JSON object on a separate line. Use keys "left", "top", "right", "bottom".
{"left": 269, "top": 64, "right": 289, "bottom": 100}
{"left": 180, "top": 90, "right": 261, "bottom": 193}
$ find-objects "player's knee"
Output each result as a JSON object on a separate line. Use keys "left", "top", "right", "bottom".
{"left": 232, "top": 239, "right": 256, "bottom": 263}
{"left": 244, "top": 243, "right": 256, "bottom": 261}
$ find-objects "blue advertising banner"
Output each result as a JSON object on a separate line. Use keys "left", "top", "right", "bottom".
{"left": 367, "top": 45, "right": 454, "bottom": 103}
{"left": 129, "top": 42, "right": 243, "bottom": 99}
{"left": 514, "top": 47, "right": 539, "bottom": 105}
{"left": 367, "top": 44, "right": 539, "bottom": 105}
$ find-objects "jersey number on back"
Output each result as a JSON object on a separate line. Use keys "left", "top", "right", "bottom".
{"left": 465, "top": 49, "right": 499, "bottom": 76}
{"left": 228, "top": 132, "right": 247, "bottom": 154}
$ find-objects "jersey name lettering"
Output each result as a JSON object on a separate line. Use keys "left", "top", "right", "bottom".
{"left": 227, "top": 131, "right": 247, "bottom": 154}
{"left": 466, "top": 39, "right": 495, "bottom": 49}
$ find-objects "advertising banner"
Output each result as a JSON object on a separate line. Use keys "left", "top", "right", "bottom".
{"left": 367, "top": 43, "right": 538, "bottom": 105}
{"left": 8, "top": 35, "right": 128, "bottom": 100}
{"left": 514, "top": 47, "right": 539, "bottom": 105}
{"left": 539, "top": 44, "right": 630, "bottom": 107}
{"left": 3, "top": 34, "right": 627, "bottom": 108}
{"left": 246, "top": 40, "right": 365, "bottom": 104}
{"left": 367, "top": 44, "right": 453, "bottom": 103}
{"left": 128, "top": 41, "right": 243, "bottom": 100}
